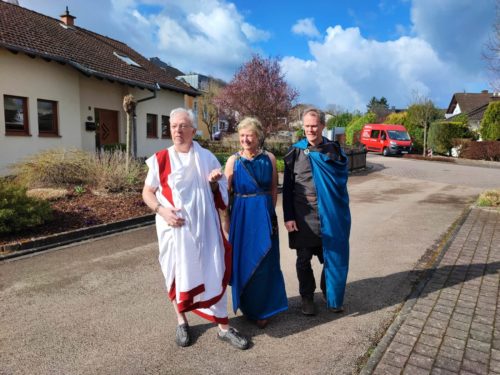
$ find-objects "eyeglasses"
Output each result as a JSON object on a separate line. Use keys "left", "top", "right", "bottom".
{"left": 170, "top": 124, "right": 193, "bottom": 131}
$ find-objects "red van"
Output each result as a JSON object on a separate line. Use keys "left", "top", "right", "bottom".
{"left": 360, "top": 124, "right": 412, "bottom": 156}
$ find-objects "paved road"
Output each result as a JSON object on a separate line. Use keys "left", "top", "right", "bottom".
{"left": 367, "top": 154, "right": 500, "bottom": 188}
{"left": 1, "top": 156, "right": 498, "bottom": 375}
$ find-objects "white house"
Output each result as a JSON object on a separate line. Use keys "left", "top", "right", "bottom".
{"left": 0, "top": 2, "right": 199, "bottom": 175}
{"left": 444, "top": 90, "right": 500, "bottom": 132}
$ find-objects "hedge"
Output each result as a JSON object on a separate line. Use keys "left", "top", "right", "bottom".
{"left": 459, "top": 141, "right": 500, "bottom": 161}
{"left": 428, "top": 121, "right": 472, "bottom": 155}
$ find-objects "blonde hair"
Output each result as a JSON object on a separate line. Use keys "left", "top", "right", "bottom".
{"left": 237, "top": 117, "right": 264, "bottom": 143}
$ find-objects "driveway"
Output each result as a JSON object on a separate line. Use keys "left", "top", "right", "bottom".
{"left": 1, "top": 156, "right": 498, "bottom": 375}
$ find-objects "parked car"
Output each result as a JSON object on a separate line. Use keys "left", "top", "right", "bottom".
{"left": 213, "top": 131, "right": 222, "bottom": 140}
{"left": 360, "top": 124, "right": 412, "bottom": 156}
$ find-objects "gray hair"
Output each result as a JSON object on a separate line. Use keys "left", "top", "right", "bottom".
{"left": 237, "top": 117, "right": 264, "bottom": 143}
{"left": 169, "top": 107, "right": 197, "bottom": 129}
{"left": 302, "top": 107, "right": 325, "bottom": 125}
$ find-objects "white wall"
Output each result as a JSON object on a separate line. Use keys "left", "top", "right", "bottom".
{"left": 0, "top": 49, "right": 81, "bottom": 175}
{"left": 78, "top": 77, "right": 126, "bottom": 152}
{"left": 0, "top": 48, "right": 188, "bottom": 175}
{"left": 133, "top": 89, "right": 183, "bottom": 158}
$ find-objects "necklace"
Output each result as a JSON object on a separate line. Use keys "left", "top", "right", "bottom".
{"left": 241, "top": 149, "right": 260, "bottom": 159}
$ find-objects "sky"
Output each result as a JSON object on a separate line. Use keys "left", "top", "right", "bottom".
{"left": 18, "top": 0, "right": 497, "bottom": 111}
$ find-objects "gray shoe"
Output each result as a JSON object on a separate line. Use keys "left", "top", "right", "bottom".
{"left": 217, "top": 327, "right": 249, "bottom": 350}
{"left": 301, "top": 296, "right": 316, "bottom": 316}
{"left": 175, "top": 323, "right": 190, "bottom": 347}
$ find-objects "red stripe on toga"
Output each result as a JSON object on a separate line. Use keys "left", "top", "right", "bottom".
{"left": 156, "top": 149, "right": 174, "bottom": 207}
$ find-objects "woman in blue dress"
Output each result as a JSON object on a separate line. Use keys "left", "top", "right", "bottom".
{"left": 224, "top": 117, "right": 288, "bottom": 328}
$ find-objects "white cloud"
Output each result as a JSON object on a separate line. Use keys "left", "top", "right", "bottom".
{"left": 291, "top": 18, "right": 321, "bottom": 38}
{"left": 411, "top": 0, "right": 495, "bottom": 73}
{"left": 112, "top": 0, "right": 269, "bottom": 80}
{"left": 281, "top": 25, "right": 479, "bottom": 111}
{"left": 241, "top": 22, "right": 271, "bottom": 42}
{"left": 281, "top": 0, "right": 494, "bottom": 111}
{"left": 19, "top": 0, "right": 493, "bottom": 111}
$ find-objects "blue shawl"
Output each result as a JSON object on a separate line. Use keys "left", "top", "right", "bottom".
{"left": 293, "top": 138, "right": 351, "bottom": 308}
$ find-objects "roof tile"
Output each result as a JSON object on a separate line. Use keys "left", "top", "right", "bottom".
{"left": 0, "top": 2, "right": 199, "bottom": 96}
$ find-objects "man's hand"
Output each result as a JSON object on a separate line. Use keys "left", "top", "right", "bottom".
{"left": 208, "top": 168, "right": 223, "bottom": 183}
{"left": 159, "top": 207, "right": 185, "bottom": 227}
{"left": 285, "top": 220, "right": 298, "bottom": 232}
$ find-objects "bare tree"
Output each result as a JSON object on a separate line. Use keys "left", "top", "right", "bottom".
{"left": 199, "top": 80, "right": 222, "bottom": 140}
{"left": 407, "top": 92, "right": 441, "bottom": 155}
{"left": 484, "top": 0, "right": 500, "bottom": 91}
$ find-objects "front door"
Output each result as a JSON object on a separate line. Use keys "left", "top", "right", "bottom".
{"left": 95, "top": 108, "right": 119, "bottom": 148}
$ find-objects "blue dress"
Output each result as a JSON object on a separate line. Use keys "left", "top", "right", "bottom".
{"left": 229, "top": 152, "right": 288, "bottom": 320}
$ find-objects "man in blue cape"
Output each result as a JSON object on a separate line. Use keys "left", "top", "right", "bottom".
{"left": 283, "top": 107, "right": 351, "bottom": 315}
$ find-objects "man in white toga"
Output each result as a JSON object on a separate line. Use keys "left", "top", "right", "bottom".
{"left": 142, "top": 107, "right": 249, "bottom": 350}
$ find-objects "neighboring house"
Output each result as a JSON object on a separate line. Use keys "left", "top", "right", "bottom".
{"left": 445, "top": 90, "right": 500, "bottom": 132}
{"left": 0, "top": 2, "right": 199, "bottom": 175}
{"left": 176, "top": 73, "right": 228, "bottom": 139}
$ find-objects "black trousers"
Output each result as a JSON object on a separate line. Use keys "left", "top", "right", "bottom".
{"left": 296, "top": 247, "right": 326, "bottom": 298}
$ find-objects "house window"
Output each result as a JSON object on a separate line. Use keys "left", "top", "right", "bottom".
{"left": 147, "top": 113, "right": 158, "bottom": 138}
{"left": 4, "top": 95, "right": 29, "bottom": 135}
{"left": 161, "top": 115, "right": 171, "bottom": 139}
{"left": 37, "top": 99, "right": 59, "bottom": 136}
{"left": 113, "top": 51, "right": 141, "bottom": 68}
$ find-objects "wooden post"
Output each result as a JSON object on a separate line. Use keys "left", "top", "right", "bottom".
{"left": 122, "top": 94, "right": 136, "bottom": 172}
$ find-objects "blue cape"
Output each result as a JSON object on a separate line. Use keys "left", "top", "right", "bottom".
{"left": 293, "top": 138, "right": 351, "bottom": 308}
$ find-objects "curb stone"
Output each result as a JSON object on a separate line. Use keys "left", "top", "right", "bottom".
{"left": 0, "top": 214, "right": 155, "bottom": 261}
{"left": 359, "top": 206, "right": 472, "bottom": 375}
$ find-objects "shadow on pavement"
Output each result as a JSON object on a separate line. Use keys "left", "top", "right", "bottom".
{"left": 216, "top": 261, "right": 500, "bottom": 340}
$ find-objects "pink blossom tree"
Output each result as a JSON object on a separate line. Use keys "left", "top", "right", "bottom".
{"left": 215, "top": 55, "right": 298, "bottom": 135}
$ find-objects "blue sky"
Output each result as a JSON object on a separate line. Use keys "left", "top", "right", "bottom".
{"left": 19, "top": 0, "right": 496, "bottom": 111}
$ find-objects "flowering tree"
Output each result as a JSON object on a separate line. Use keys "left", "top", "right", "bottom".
{"left": 215, "top": 55, "right": 298, "bottom": 135}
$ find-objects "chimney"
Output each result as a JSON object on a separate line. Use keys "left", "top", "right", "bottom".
{"left": 60, "top": 6, "right": 76, "bottom": 26}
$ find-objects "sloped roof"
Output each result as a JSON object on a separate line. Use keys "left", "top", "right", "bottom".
{"left": 446, "top": 92, "right": 492, "bottom": 114}
{"left": 0, "top": 2, "right": 199, "bottom": 96}
{"left": 149, "top": 57, "right": 185, "bottom": 78}
{"left": 466, "top": 104, "right": 489, "bottom": 122}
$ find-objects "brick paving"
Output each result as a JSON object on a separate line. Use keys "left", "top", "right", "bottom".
{"left": 367, "top": 207, "right": 500, "bottom": 374}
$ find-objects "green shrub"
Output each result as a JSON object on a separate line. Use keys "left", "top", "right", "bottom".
{"left": 480, "top": 102, "right": 500, "bottom": 141}
{"left": 406, "top": 124, "right": 424, "bottom": 153}
{"left": 428, "top": 121, "right": 472, "bottom": 155}
{"left": 264, "top": 140, "right": 291, "bottom": 157}
{"left": 327, "top": 113, "right": 353, "bottom": 130}
{"left": 276, "top": 158, "right": 284, "bottom": 173}
{"left": 346, "top": 112, "right": 376, "bottom": 145}
{"left": 384, "top": 112, "right": 407, "bottom": 125}
{"left": 214, "top": 153, "right": 232, "bottom": 167}
{"left": 477, "top": 189, "right": 500, "bottom": 207}
{"left": 0, "top": 181, "right": 52, "bottom": 234}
